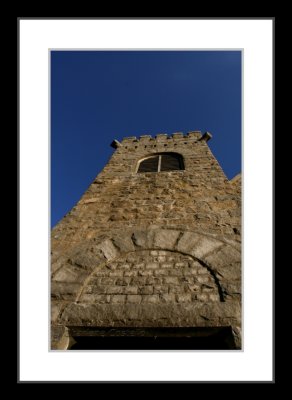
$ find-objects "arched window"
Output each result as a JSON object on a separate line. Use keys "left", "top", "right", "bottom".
{"left": 137, "top": 153, "right": 184, "bottom": 173}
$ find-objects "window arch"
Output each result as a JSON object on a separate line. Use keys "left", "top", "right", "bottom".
{"left": 137, "top": 153, "right": 184, "bottom": 173}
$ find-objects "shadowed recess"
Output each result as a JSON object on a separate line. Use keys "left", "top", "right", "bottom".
{"left": 68, "top": 326, "right": 237, "bottom": 350}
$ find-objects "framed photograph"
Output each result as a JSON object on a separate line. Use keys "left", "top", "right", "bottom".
{"left": 19, "top": 18, "right": 274, "bottom": 382}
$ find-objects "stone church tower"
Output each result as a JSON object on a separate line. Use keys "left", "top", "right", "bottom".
{"left": 51, "top": 131, "right": 241, "bottom": 350}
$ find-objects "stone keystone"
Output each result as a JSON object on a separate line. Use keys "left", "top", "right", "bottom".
{"left": 154, "top": 229, "right": 181, "bottom": 250}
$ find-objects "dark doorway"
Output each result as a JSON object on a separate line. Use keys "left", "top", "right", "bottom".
{"left": 68, "top": 327, "right": 236, "bottom": 350}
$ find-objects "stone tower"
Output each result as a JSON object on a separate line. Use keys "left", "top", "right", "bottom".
{"left": 51, "top": 130, "right": 241, "bottom": 350}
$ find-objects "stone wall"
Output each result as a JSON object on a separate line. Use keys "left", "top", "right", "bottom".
{"left": 51, "top": 131, "right": 241, "bottom": 349}
{"left": 78, "top": 250, "right": 222, "bottom": 305}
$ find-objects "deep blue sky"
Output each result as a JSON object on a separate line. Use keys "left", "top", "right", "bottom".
{"left": 51, "top": 51, "right": 241, "bottom": 228}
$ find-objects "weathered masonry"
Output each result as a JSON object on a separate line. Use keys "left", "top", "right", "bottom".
{"left": 51, "top": 130, "right": 241, "bottom": 350}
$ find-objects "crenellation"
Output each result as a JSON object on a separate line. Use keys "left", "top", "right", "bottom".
{"left": 172, "top": 132, "right": 184, "bottom": 138}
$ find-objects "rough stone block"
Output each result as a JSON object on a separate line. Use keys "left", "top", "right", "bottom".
{"left": 142, "top": 295, "right": 160, "bottom": 304}
{"left": 146, "top": 262, "right": 159, "bottom": 269}
{"left": 93, "top": 268, "right": 109, "bottom": 277}
{"left": 109, "top": 270, "right": 124, "bottom": 277}
{"left": 116, "top": 276, "right": 132, "bottom": 286}
{"left": 132, "top": 263, "right": 145, "bottom": 270}
{"left": 161, "top": 263, "right": 173, "bottom": 269}
{"left": 197, "top": 276, "right": 211, "bottom": 284}
{"left": 177, "top": 231, "right": 201, "bottom": 253}
{"left": 187, "top": 130, "right": 202, "bottom": 138}
{"left": 197, "top": 267, "right": 207, "bottom": 274}
{"left": 175, "top": 262, "right": 188, "bottom": 268}
{"left": 166, "top": 256, "right": 175, "bottom": 262}
{"left": 131, "top": 230, "right": 154, "bottom": 248}
{"left": 51, "top": 325, "right": 70, "bottom": 350}
{"left": 182, "top": 268, "right": 194, "bottom": 276}
{"left": 96, "top": 239, "right": 119, "bottom": 261}
{"left": 209, "top": 294, "right": 220, "bottom": 301}
{"left": 202, "top": 286, "right": 214, "bottom": 293}
{"left": 51, "top": 282, "right": 81, "bottom": 301}
{"left": 176, "top": 294, "right": 192, "bottom": 303}
{"left": 124, "top": 270, "right": 137, "bottom": 277}
{"left": 80, "top": 294, "right": 110, "bottom": 303}
{"left": 131, "top": 276, "right": 147, "bottom": 285}
{"left": 127, "top": 295, "right": 142, "bottom": 304}
{"left": 53, "top": 265, "right": 88, "bottom": 283}
{"left": 172, "top": 132, "right": 183, "bottom": 138}
{"left": 106, "top": 262, "right": 118, "bottom": 270}
{"left": 157, "top": 256, "right": 166, "bottom": 262}
{"left": 139, "top": 286, "right": 154, "bottom": 295}
{"left": 138, "top": 270, "right": 153, "bottom": 277}
{"left": 181, "top": 276, "right": 196, "bottom": 284}
{"left": 90, "top": 285, "right": 107, "bottom": 294}
{"left": 59, "top": 301, "right": 241, "bottom": 332}
{"left": 112, "top": 236, "right": 136, "bottom": 253}
{"left": 223, "top": 282, "right": 241, "bottom": 295}
{"left": 52, "top": 258, "right": 65, "bottom": 274}
{"left": 171, "top": 269, "right": 182, "bottom": 276}
{"left": 154, "top": 229, "right": 181, "bottom": 250}
{"left": 70, "top": 252, "right": 100, "bottom": 271}
{"left": 155, "top": 133, "right": 168, "bottom": 141}
{"left": 117, "top": 263, "right": 131, "bottom": 270}
{"left": 105, "top": 286, "right": 124, "bottom": 294}
{"left": 204, "top": 245, "right": 241, "bottom": 279}
{"left": 147, "top": 277, "right": 161, "bottom": 285}
{"left": 124, "top": 286, "right": 138, "bottom": 295}
{"left": 187, "top": 284, "right": 200, "bottom": 292}
{"left": 196, "top": 293, "right": 209, "bottom": 301}
{"left": 111, "top": 295, "right": 126, "bottom": 303}
{"left": 82, "top": 197, "right": 98, "bottom": 204}
{"left": 169, "top": 285, "right": 184, "bottom": 294}
{"left": 177, "top": 232, "right": 223, "bottom": 259}
{"left": 51, "top": 301, "right": 63, "bottom": 322}
{"left": 116, "top": 277, "right": 131, "bottom": 286}
{"left": 154, "top": 269, "right": 169, "bottom": 277}
{"left": 160, "top": 293, "right": 176, "bottom": 303}
{"left": 164, "top": 276, "right": 179, "bottom": 285}
{"left": 190, "top": 236, "right": 223, "bottom": 259}
{"left": 153, "top": 285, "right": 168, "bottom": 294}
{"left": 100, "top": 277, "right": 116, "bottom": 285}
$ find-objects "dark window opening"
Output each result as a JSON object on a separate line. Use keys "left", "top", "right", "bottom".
{"left": 137, "top": 153, "right": 184, "bottom": 173}
{"left": 160, "top": 153, "right": 183, "bottom": 171}
{"left": 137, "top": 156, "right": 159, "bottom": 172}
{"left": 68, "top": 327, "right": 236, "bottom": 350}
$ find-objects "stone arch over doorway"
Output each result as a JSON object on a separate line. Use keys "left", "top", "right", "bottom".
{"left": 51, "top": 228, "right": 241, "bottom": 349}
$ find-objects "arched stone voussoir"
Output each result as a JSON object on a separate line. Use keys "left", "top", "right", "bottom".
{"left": 92, "top": 228, "right": 231, "bottom": 257}
{"left": 176, "top": 230, "right": 224, "bottom": 259}
{"left": 52, "top": 263, "right": 89, "bottom": 283}
{"left": 129, "top": 228, "right": 184, "bottom": 251}
{"left": 152, "top": 229, "right": 182, "bottom": 250}
{"left": 65, "top": 244, "right": 104, "bottom": 271}
{"left": 202, "top": 244, "right": 241, "bottom": 281}
{"left": 111, "top": 235, "right": 136, "bottom": 253}
{"left": 65, "top": 237, "right": 122, "bottom": 272}
{"left": 130, "top": 229, "right": 156, "bottom": 249}
{"left": 95, "top": 238, "right": 121, "bottom": 260}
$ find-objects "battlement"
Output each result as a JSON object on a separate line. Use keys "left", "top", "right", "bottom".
{"left": 119, "top": 130, "right": 204, "bottom": 145}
